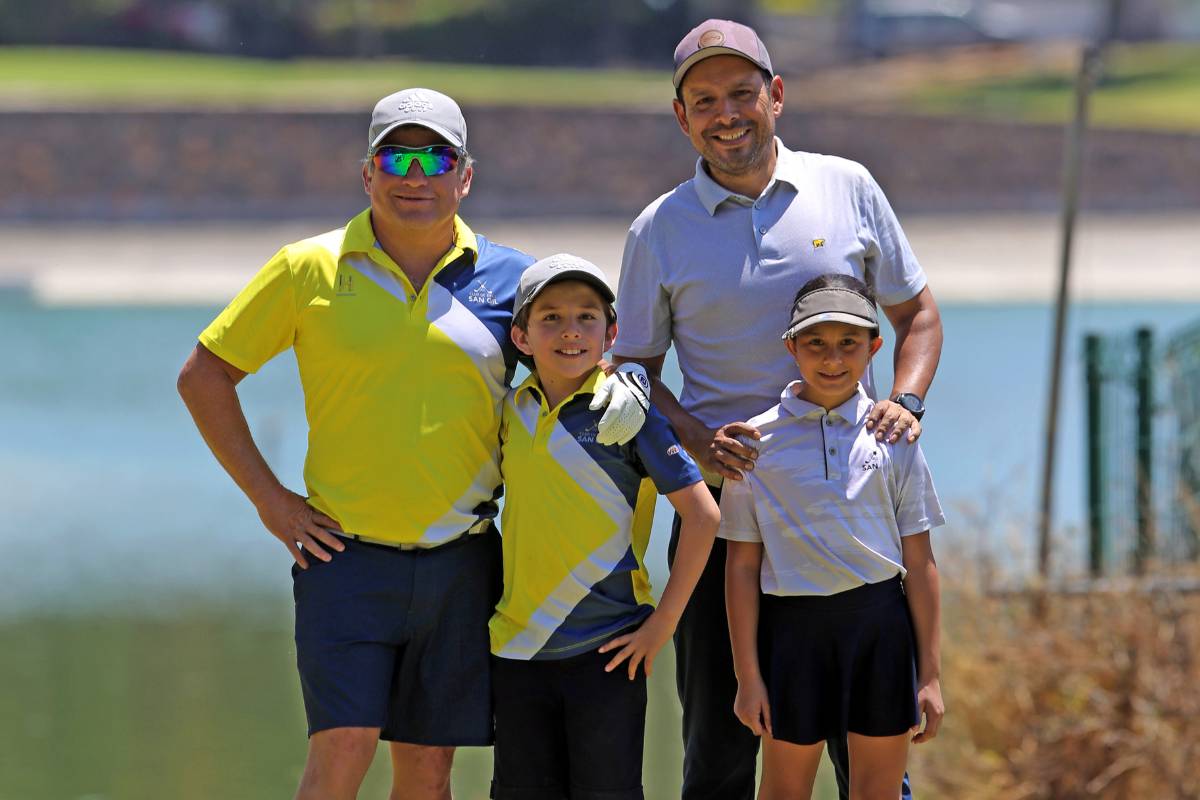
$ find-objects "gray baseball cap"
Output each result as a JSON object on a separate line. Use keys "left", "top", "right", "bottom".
{"left": 369, "top": 88, "right": 467, "bottom": 151}
{"left": 513, "top": 254, "right": 615, "bottom": 322}
{"left": 673, "top": 19, "right": 773, "bottom": 88}
{"left": 782, "top": 288, "right": 878, "bottom": 340}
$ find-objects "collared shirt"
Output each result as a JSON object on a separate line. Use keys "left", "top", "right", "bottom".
{"left": 718, "top": 382, "right": 945, "bottom": 596}
{"left": 199, "top": 208, "right": 533, "bottom": 545}
{"left": 614, "top": 138, "right": 927, "bottom": 432}
{"left": 490, "top": 368, "right": 702, "bottom": 661}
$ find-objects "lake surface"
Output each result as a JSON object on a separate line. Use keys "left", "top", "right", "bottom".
{"left": 2, "top": 290, "right": 1196, "bottom": 798}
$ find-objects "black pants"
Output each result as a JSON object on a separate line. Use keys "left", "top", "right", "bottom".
{"left": 491, "top": 649, "right": 646, "bottom": 800}
{"left": 669, "top": 486, "right": 914, "bottom": 800}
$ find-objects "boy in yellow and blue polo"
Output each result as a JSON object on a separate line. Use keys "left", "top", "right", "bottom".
{"left": 489, "top": 254, "right": 720, "bottom": 800}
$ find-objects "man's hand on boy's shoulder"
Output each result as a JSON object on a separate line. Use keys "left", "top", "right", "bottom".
{"left": 679, "top": 418, "right": 761, "bottom": 481}
{"left": 866, "top": 400, "right": 921, "bottom": 444}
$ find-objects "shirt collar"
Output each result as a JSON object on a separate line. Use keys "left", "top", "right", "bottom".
{"left": 691, "top": 137, "right": 802, "bottom": 216}
{"left": 513, "top": 367, "right": 607, "bottom": 413}
{"left": 778, "top": 380, "right": 873, "bottom": 425}
{"left": 340, "top": 208, "right": 479, "bottom": 264}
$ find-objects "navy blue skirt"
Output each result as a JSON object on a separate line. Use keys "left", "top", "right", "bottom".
{"left": 759, "top": 574, "right": 920, "bottom": 745}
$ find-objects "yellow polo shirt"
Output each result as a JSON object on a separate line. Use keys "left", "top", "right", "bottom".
{"left": 199, "top": 208, "right": 532, "bottom": 545}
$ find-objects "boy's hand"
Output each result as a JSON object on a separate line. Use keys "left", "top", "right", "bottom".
{"left": 598, "top": 612, "right": 674, "bottom": 679}
{"left": 911, "top": 676, "right": 944, "bottom": 743}
{"left": 591, "top": 363, "right": 651, "bottom": 445}
{"left": 733, "top": 677, "right": 772, "bottom": 736}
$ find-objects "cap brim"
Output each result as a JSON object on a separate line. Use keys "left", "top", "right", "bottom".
{"left": 370, "top": 120, "right": 465, "bottom": 151}
{"left": 673, "top": 47, "right": 767, "bottom": 87}
{"left": 782, "top": 312, "right": 877, "bottom": 339}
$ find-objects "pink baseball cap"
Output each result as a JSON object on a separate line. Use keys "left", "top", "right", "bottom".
{"left": 672, "top": 19, "right": 773, "bottom": 88}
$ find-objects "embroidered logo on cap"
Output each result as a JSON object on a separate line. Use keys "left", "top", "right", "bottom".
{"left": 698, "top": 30, "right": 725, "bottom": 48}
{"left": 394, "top": 91, "right": 434, "bottom": 115}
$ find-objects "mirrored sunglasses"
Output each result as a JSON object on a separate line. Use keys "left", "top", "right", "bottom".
{"left": 371, "top": 144, "right": 461, "bottom": 177}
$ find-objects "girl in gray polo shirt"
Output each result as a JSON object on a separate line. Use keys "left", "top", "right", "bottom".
{"left": 721, "top": 274, "right": 945, "bottom": 800}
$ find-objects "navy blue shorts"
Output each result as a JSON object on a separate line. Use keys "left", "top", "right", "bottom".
{"left": 491, "top": 648, "right": 646, "bottom": 800}
{"left": 291, "top": 528, "right": 501, "bottom": 745}
{"left": 759, "top": 575, "right": 919, "bottom": 746}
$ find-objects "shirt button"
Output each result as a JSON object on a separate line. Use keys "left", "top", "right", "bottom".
{"left": 758, "top": 226, "right": 767, "bottom": 235}
{"left": 828, "top": 448, "right": 836, "bottom": 455}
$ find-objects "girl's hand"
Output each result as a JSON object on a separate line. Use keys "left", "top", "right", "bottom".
{"left": 598, "top": 612, "right": 674, "bottom": 680}
{"left": 733, "top": 677, "right": 772, "bottom": 736}
{"left": 911, "top": 676, "right": 944, "bottom": 743}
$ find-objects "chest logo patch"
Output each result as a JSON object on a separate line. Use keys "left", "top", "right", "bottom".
{"left": 335, "top": 272, "right": 356, "bottom": 295}
{"left": 666, "top": 444, "right": 681, "bottom": 457}
{"left": 812, "top": 238, "right": 826, "bottom": 249}
{"left": 862, "top": 449, "right": 882, "bottom": 471}
{"left": 467, "top": 280, "right": 498, "bottom": 306}
{"left": 575, "top": 422, "right": 598, "bottom": 445}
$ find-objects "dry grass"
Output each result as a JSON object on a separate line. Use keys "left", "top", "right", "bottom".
{"left": 910, "top": 567, "right": 1200, "bottom": 799}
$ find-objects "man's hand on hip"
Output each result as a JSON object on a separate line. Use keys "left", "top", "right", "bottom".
{"left": 681, "top": 419, "right": 761, "bottom": 481}
{"left": 865, "top": 400, "right": 921, "bottom": 443}
{"left": 256, "top": 488, "right": 345, "bottom": 569}
{"left": 591, "top": 363, "right": 651, "bottom": 445}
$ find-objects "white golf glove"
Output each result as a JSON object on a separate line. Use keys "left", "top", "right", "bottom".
{"left": 590, "top": 363, "right": 652, "bottom": 446}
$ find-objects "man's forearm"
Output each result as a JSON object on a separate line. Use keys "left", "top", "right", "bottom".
{"left": 177, "top": 346, "right": 284, "bottom": 508}
{"left": 886, "top": 287, "right": 943, "bottom": 398}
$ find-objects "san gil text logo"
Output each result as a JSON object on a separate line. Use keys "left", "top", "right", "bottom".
{"left": 467, "top": 280, "right": 498, "bottom": 305}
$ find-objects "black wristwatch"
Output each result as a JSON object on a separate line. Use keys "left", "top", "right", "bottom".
{"left": 891, "top": 392, "right": 925, "bottom": 421}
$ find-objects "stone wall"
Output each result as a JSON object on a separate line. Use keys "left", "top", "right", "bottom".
{"left": 2, "top": 106, "right": 1196, "bottom": 221}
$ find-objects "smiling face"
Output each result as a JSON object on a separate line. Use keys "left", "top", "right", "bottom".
{"left": 362, "top": 124, "right": 472, "bottom": 235}
{"left": 511, "top": 280, "right": 617, "bottom": 406}
{"left": 673, "top": 54, "right": 784, "bottom": 197}
{"left": 785, "top": 321, "right": 884, "bottom": 410}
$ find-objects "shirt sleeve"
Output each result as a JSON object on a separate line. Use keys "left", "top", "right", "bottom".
{"left": 717, "top": 473, "right": 762, "bottom": 542}
{"left": 632, "top": 405, "right": 702, "bottom": 495}
{"left": 198, "top": 247, "right": 299, "bottom": 374}
{"left": 859, "top": 169, "right": 927, "bottom": 308}
{"left": 889, "top": 440, "right": 946, "bottom": 537}
{"left": 612, "top": 223, "right": 672, "bottom": 359}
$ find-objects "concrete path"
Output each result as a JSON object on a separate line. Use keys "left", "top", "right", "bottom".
{"left": 3, "top": 212, "right": 1197, "bottom": 304}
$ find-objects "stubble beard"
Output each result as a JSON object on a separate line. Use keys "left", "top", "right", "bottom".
{"left": 701, "top": 122, "right": 772, "bottom": 179}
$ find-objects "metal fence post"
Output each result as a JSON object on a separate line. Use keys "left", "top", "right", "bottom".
{"left": 1135, "top": 327, "right": 1154, "bottom": 573}
{"left": 1085, "top": 334, "right": 1105, "bottom": 577}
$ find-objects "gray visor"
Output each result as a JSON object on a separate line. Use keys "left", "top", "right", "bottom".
{"left": 782, "top": 288, "right": 878, "bottom": 339}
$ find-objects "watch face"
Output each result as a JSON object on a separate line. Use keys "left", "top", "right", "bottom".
{"left": 895, "top": 393, "right": 924, "bottom": 416}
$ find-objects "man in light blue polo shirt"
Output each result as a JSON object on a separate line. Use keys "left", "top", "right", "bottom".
{"left": 612, "top": 19, "right": 944, "bottom": 800}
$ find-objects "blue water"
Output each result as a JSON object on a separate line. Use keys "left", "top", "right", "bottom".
{"left": 2, "top": 289, "right": 1196, "bottom": 615}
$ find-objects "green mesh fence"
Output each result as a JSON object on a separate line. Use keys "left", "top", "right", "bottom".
{"left": 1086, "top": 320, "right": 1200, "bottom": 575}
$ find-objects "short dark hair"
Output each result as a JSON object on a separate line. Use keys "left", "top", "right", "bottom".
{"left": 792, "top": 273, "right": 880, "bottom": 339}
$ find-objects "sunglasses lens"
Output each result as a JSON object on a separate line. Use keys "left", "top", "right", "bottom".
{"left": 373, "top": 146, "right": 459, "bottom": 177}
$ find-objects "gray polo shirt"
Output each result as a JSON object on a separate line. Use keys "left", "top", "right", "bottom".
{"left": 717, "top": 382, "right": 945, "bottom": 596}
{"left": 614, "top": 139, "right": 926, "bottom": 428}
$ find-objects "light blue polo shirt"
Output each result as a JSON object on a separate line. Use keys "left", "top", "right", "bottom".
{"left": 614, "top": 139, "right": 927, "bottom": 430}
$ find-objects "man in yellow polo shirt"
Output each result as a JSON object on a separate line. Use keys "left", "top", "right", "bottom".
{"left": 177, "top": 89, "right": 648, "bottom": 800}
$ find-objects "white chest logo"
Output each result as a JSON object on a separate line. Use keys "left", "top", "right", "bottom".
{"left": 468, "top": 280, "right": 498, "bottom": 306}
